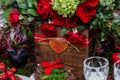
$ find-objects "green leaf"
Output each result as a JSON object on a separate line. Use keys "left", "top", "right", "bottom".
{"left": 101, "top": 32, "right": 105, "bottom": 41}
{"left": 3, "top": 8, "right": 13, "bottom": 21}
{"left": 33, "top": 0, "right": 38, "bottom": 8}
{"left": 1, "top": 0, "right": 15, "bottom": 6}
{"left": 23, "top": 28, "right": 27, "bottom": 34}
{"left": 28, "top": 30, "right": 34, "bottom": 36}
{"left": 26, "top": 0, "right": 34, "bottom": 8}
{"left": 27, "top": 16, "right": 34, "bottom": 22}
{"left": 16, "top": 0, "right": 27, "bottom": 9}
{"left": 117, "top": 26, "right": 120, "bottom": 35}
{"left": 27, "top": 9, "right": 38, "bottom": 16}
{"left": 61, "top": 27, "right": 71, "bottom": 36}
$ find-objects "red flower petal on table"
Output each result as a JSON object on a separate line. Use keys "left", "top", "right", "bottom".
{"left": 64, "top": 16, "right": 77, "bottom": 28}
{"left": 9, "top": 10, "right": 20, "bottom": 26}
{"left": 0, "top": 62, "right": 6, "bottom": 71}
{"left": 76, "top": 3, "right": 96, "bottom": 23}
{"left": 45, "top": 67, "right": 53, "bottom": 76}
{"left": 41, "top": 23, "right": 57, "bottom": 37}
{"left": 37, "top": 0, "right": 53, "bottom": 19}
{"left": 85, "top": 0, "right": 99, "bottom": 8}
{"left": 52, "top": 11, "right": 65, "bottom": 27}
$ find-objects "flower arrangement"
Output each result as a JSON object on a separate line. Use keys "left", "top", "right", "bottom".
{"left": 0, "top": 0, "right": 119, "bottom": 49}
{"left": 34, "top": 0, "right": 100, "bottom": 47}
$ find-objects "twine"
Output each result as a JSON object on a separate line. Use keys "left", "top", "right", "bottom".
{"left": 35, "top": 37, "right": 80, "bottom": 52}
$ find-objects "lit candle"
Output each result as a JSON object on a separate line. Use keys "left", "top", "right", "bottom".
{"left": 112, "top": 52, "right": 120, "bottom": 63}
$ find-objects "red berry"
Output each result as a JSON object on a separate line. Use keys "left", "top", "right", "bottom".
{"left": 6, "top": 70, "right": 14, "bottom": 77}
{"left": 10, "top": 75, "right": 16, "bottom": 80}
{"left": 2, "top": 73, "right": 8, "bottom": 79}
{"left": 11, "top": 67, "right": 17, "bottom": 73}
{"left": 0, "top": 62, "right": 6, "bottom": 71}
{"left": 0, "top": 73, "right": 8, "bottom": 80}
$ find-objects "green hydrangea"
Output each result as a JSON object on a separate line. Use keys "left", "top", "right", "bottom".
{"left": 52, "top": 0, "right": 84, "bottom": 17}
{"left": 100, "top": 0, "right": 115, "bottom": 10}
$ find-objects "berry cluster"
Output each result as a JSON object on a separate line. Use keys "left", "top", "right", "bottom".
{"left": 0, "top": 62, "right": 21, "bottom": 80}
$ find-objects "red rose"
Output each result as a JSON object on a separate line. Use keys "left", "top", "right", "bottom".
{"left": 67, "top": 33, "right": 86, "bottom": 45}
{"left": 37, "top": 0, "right": 53, "bottom": 19}
{"left": 9, "top": 10, "right": 20, "bottom": 26}
{"left": 52, "top": 11, "right": 65, "bottom": 27}
{"left": 41, "top": 23, "right": 57, "bottom": 37}
{"left": 64, "top": 16, "right": 77, "bottom": 28}
{"left": 76, "top": 3, "right": 96, "bottom": 23}
{"left": 85, "top": 0, "right": 99, "bottom": 8}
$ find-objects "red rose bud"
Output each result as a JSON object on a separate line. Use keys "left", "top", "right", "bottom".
{"left": 0, "top": 62, "right": 6, "bottom": 71}
{"left": 67, "top": 33, "right": 81, "bottom": 45}
{"left": 64, "top": 16, "right": 77, "bottom": 28}
{"left": 76, "top": 3, "right": 96, "bottom": 23}
{"left": 45, "top": 67, "right": 53, "bottom": 76}
{"left": 9, "top": 10, "right": 20, "bottom": 27}
{"left": 52, "top": 11, "right": 65, "bottom": 27}
{"left": 37, "top": 0, "right": 53, "bottom": 19}
{"left": 85, "top": 0, "right": 99, "bottom": 8}
{"left": 41, "top": 23, "right": 57, "bottom": 37}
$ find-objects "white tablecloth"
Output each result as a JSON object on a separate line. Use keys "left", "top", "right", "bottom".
{"left": 17, "top": 74, "right": 30, "bottom": 80}
{"left": 29, "top": 73, "right": 35, "bottom": 80}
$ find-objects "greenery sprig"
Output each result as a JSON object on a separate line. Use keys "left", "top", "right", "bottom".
{"left": 42, "top": 69, "right": 67, "bottom": 80}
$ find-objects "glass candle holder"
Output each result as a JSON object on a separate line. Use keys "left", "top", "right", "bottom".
{"left": 83, "top": 56, "right": 109, "bottom": 80}
{"left": 114, "top": 60, "right": 120, "bottom": 80}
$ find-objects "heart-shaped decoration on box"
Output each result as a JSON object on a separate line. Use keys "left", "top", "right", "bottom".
{"left": 49, "top": 38, "right": 68, "bottom": 54}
